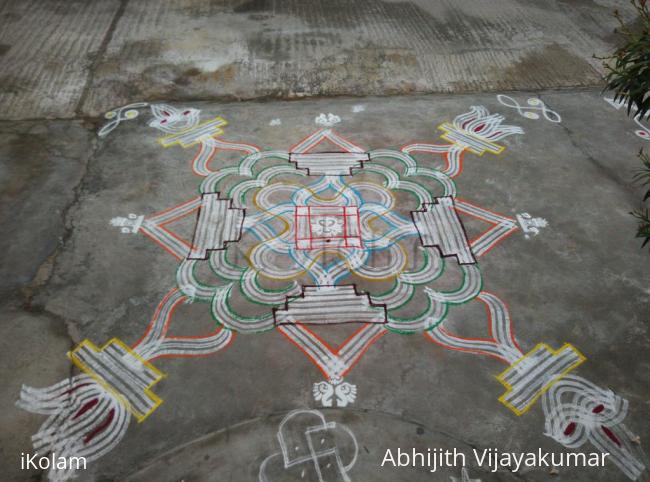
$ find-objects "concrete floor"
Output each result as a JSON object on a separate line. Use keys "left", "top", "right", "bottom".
{"left": 0, "top": 0, "right": 642, "bottom": 119}
{"left": 1, "top": 2, "right": 649, "bottom": 482}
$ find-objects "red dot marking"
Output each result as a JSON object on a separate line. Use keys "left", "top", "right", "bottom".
{"left": 73, "top": 398, "right": 98, "bottom": 420}
{"left": 564, "top": 422, "right": 577, "bottom": 436}
{"left": 601, "top": 426, "right": 621, "bottom": 447}
{"left": 64, "top": 383, "right": 91, "bottom": 395}
{"left": 592, "top": 404, "right": 605, "bottom": 414}
{"left": 84, "top": 408, "right": 115, "bottom": 444}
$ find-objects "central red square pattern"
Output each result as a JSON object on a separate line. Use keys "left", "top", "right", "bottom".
{"left": 295, "top": 206, "right": 362, "bottom": 250}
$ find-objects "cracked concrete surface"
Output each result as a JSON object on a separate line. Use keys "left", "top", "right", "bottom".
{"left": 124, "top": 409, "right": 523, "bottom": 482}
{"left": 1, "top": 1, "right": 649, "bottom": 482}
{"left": 0, "top": 119, "right": 96, "bottom": 481}
{"left": 2, "top": 90, "right": 649, "bottom": 481}
{"left": 0, "top": 120, "right": 95, "bottom": 298}
{"left": 0, "top": 0, "right": 642, "bottom": 119}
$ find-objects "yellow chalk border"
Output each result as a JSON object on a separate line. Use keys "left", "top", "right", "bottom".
{"left": 68, "top": 337, "right": 166, "bottom": 423}
{"left": 159, "top": 116, "right": 228, "bottom": 148}
{"left": 437, "top": 122, "right": 505, "bottom": 156}
{"left": 496, "top": 342, "right": 586, "bottom": 416}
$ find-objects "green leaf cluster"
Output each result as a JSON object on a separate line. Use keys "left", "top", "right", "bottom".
{"left": 603, "top": 0, "right": 650, "bottom": 119}
{"left": 632, "top": 149, "right": 650, "bottom": 249}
